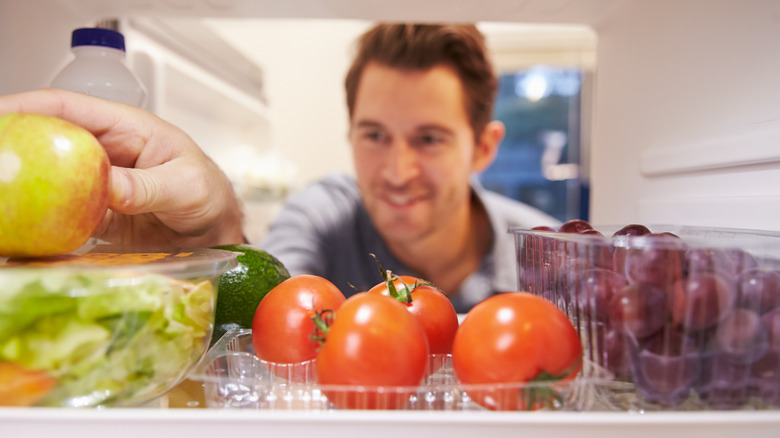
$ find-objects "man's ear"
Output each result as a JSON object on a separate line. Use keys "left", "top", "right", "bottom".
{"left": 472, "top": 120, "right": 505, "bottom": 173}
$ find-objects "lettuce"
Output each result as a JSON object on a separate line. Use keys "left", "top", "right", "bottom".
{"left": 0, "top": 269, "right": 215, "bottom": 406}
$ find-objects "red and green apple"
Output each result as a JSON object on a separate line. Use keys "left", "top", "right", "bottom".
{"left": 0, "top": 113, "right": 110, "bottom": 257}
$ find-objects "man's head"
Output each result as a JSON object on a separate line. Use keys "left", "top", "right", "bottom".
{"left": 345, "top": 24, "right": 498, "bottom": 141}
{"left": 345, "top": 23, "right": 505, "bottom": 249}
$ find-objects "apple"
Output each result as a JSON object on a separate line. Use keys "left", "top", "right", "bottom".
{"left": 0, "top": 113, "right": 110, "bottom": 257}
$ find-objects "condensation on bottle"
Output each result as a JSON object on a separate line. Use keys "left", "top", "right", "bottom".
{"left": 51, "top": 27, "right": 146, "bottom": 107}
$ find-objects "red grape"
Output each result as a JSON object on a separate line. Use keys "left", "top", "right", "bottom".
{"left": 581, "top": 229, "right": 604, "bottom": 236}
{"left": 737, "top": 268, "right": 780, "bottom": 314}
{"left": 611, "top": 224, "right": 652, "bottom": 238}
{"left": 577, "top": 268, "right": 627, "bottom": 321}
{"left": 608, "top": 283, "right": 667, "bottom": 339}
{"left": 612, "top": 225, "right": 653, "bottom": 277}
{"left": 601, "top": 324, "right": 629, "bottom": 377}
{"left": 623, "top": 234, "right": 685, "bottom": 292}
{"left": 726, "top": 249, "right": 759, "bottom": 274}
{"left": 685, "top": 248, "right": 737, "bottom": 278}
{"left": 558, "top": 219, "right": 593, "bottom": 234}
{"left": 714, "top": 308, "right": 769, "bottom": 365}
{"left": 763, "top": 308, "right": 780, "bottom": 350}
{"left": 671, "top": 272, "right": 737, "bottom": 331}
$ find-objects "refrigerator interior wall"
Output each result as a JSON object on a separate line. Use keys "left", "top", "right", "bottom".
{"left": 120, "top": 18, "right": 279, "bottom": 243}
{"left": 588, "top": 0, "right": 780, "bottom": 232}
{"left": 3, "top": 0, "right": 780, "bottom": 232}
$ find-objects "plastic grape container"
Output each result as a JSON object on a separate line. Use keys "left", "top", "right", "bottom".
{"left": 511, "top": 224, "right": 780, "bottom": 411}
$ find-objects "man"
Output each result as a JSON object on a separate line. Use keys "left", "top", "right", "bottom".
{"left": 260, "top": 24, "right": 558, "bottom": 312}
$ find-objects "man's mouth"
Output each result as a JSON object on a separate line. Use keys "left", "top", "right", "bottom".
{"left": 382, "top": 191, "right": 425, "bottom": 208}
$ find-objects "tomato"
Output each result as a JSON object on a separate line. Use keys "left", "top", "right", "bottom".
{"left": 368, "top": 274, "right": 459, "bottom": 354}
{"left": 252, "top": 275, "right": 345, "bottom": 373}
{"left": 0, "top": 362, "right": 56, "bottom": 407}
{"left": 316, "top": 292, "right": 429, "bottom": 409}
{"left": 452, "top": 292, "right": 582, "bottom": 410}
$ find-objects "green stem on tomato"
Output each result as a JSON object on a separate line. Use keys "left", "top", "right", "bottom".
{"left": 387, "top": 272, "right": 413, "bottom": 304}
{"left": 309, "top": 308, "right": 335, "bottom": 351}
{"left": 520, "top": 385, "right": 564, "bottom": 410}
{"left": 370, "top": 253, "right": 412, "bottom": 304}
{"left": 520, "top": 356, "right": 583, "bottom": 410}
{"left": 368, "top": 253, "right": 442, "bottom": 305}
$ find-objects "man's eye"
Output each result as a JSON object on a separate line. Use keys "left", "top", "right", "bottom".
{"left": 414, "top": 134, "right": 444, "bottom": 148}
{"left": 363, "top": 131, "right": 387, "bottom": 142}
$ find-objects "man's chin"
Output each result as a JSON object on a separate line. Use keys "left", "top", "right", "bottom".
{"left": 376, "top": 221, "right": 430, "bottom": 243}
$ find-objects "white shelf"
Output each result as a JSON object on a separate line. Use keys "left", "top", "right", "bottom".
{"left": 124, "top": 22, "right": 271, "bottom": 124}
{"left": 640, "top": 121, "right": 780, "bottom": 177}
{"left": 4, "top": 408, "right": 780, "bottom": 438}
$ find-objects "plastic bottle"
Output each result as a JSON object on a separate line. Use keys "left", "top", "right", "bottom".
{"left": 51, "top": 27, "right": 146, "bottom": 107}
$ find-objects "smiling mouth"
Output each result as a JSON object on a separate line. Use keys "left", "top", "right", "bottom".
{"left": 382, "top": 192, "right": 425, "bottom": 208}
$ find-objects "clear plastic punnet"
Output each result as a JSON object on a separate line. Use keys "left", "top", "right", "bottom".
{"left": 191, "top": 328, "right": 613, "bottom": 411}
{"left": 511, "top": 224, "right": 780, "bottom": 411}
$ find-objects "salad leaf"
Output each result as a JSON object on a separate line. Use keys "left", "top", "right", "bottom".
{"left": 8, "top": 316, "right": 111, "bottom": 372}
{"left": 0, "top": 269, "right": 215, "bottom": 407}
{"left": 0, "top": 276, "right": 83, "bottom": 340}
{"left": 77, "top": 275, "right": 165, "bottom": 320}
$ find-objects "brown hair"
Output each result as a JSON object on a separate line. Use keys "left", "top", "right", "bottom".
{"left": 345, "top": 23, "right": 498, "bottom": 140}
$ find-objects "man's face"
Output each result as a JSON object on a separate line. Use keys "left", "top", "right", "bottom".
{"left": 349, "top": 62, "right": 483, "bottom": 244}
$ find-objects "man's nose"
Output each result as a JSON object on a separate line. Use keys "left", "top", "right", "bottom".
{"left": 381, "top": 140, "right": 421, "bottom": 186}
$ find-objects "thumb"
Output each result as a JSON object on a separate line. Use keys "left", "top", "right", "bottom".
{"left": 108, "top": 166, "right": 160, "bottom": 215}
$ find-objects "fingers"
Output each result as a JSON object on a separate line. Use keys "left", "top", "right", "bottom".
{"left": 109, "top": 166, "right": 152, "bottom": 214}
{"left": 0, "top": 88, "right": 168, "bottom": 168}
{"left": 109, "top": 155, "right": 217, "bottom": 224}
{"left": 102, "top": 156, "right": 245, "bottom": 246}
{"left": 0, "top": 88, "right": 133, "bottom": 136}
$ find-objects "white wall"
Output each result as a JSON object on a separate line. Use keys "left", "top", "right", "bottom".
{"left": 589, "top": 0, "right": 780, "bottom": 231}
{"left": 0, "top": 2, "right": 94, "bottom": 95}
{"left": 203, "top": 19, "right": 370, "bottom": 186}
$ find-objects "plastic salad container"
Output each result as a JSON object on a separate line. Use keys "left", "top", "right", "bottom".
{"left": 190, "top": 328, "right": 612, "bottom": 411}
{"left": 0, "top": 244, "right": 238, "bottom": 407}
{"left": 511, "top": 224, "right": 780, "bottom": 411}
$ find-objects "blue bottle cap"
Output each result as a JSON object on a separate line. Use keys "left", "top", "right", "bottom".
{"left": 71, "top": 28, "right": 126, "bottom": 51}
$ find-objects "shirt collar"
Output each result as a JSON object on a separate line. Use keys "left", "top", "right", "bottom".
{"left": 470, "top": 179, "right": 520, "bottom": 293}
{"left": 447, "top": 179, "right": 519, "bottom": 311}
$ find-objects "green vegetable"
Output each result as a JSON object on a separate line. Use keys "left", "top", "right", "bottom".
{"left": 209, "top": 245, "right": 290, "bottom": 345}
{"left": 0, "top": 269, "right": 215, "bottom": 407}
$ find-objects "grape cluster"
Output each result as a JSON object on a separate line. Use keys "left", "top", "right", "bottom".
{"left": 518, "top": 221, "right": 780, "bottom": 409}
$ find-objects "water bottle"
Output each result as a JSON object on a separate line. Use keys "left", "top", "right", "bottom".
{"left": 51, "top": 27, "right": 146, "bottom": 107}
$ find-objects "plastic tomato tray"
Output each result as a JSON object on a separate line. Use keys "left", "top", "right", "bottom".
{"left": 188, "top": 329, "right": 613, "bottom": 411}
{"left": 511, "top": 224, "right": 780, "bottom": 412}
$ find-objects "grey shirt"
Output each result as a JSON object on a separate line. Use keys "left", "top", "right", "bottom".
{"left": 259, "top": 173, "right": 560, "bottom": 313}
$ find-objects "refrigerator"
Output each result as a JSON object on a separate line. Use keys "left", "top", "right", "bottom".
{"left": 2, "top": 0, "right": 780, "bottom": 436}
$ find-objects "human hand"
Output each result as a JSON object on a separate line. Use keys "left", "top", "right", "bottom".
{"left": 0, "top": 88, "right": 245, "bottom": 248}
